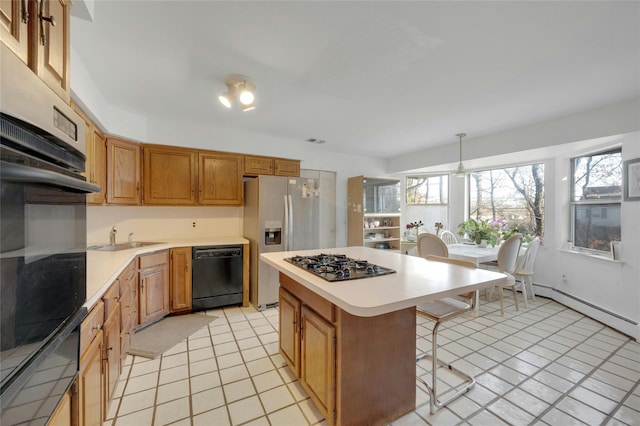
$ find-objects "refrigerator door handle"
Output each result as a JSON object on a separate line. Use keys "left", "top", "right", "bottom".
{"left": 288, "top": 194, "right": 294, "bottom": 250}
{"left": 284, "top": 195, "right": 289, "bottom": 251}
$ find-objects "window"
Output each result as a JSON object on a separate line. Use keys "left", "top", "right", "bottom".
{"left": 405, "top": 175, "right": 448, "bottom": 233}
{"left": 406, "top": 175, "right": 448, "bottom": 205}
{"left": 571, "top": 149, "right": 622, "bottom": 252}
{"left": 469, "top": 164, "right": 544, "bottom": 237}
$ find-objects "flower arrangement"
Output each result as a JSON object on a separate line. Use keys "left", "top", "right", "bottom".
{"left": 406, "top": 220, "right": 423, "bottom": 230}
{"left": 434, "top": 222, "right": 444, "bottom": 235}
{"left": 457, "top": 218, "right": 501, "bottom": 247}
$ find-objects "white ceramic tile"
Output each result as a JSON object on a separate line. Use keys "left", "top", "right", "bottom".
{"left": 504, "top": 388, "right": 549, "bottom": 416}
{"left": 129, "top": 358, "right": 161, "bottom": 378}
{"left": 219, "top": 364, "right": 250, "bottom": 384}
{"left": 541, "top": 407, "right": 588, "bottom": 425}
{"left": 613, "top": 405, "right": 640, "bottom": 425}
{"left": 259, "top": 385, "right": 295, "bottom": 413}
{"left": 253, "top": 370, "right": 285, "bottom": 393}
{"left": 123, "top": 371, "right": 159, "bottom": 395}
{"left": 118, "top": 388, "right": 156, "bottom": 416}
{"left": 488, "top": 398, "right": 535, "bottom": 425}
{"left": 156, "top": 378, "right": 190, "bottom": 404}
{"left": 158, "top": 364, "right": 189, "bottom": 385}
{"left": 214, "top": 341, "right": 240, "bottom": 356}
{"left": 223, "top": 378, "right": 256, "bottom": 403}
{"left": 190, "top": 371, "right": 221, "bottom": 394}
{"left": 581, "top": 377, "right": 628, "bottom": 402}
{"left": 241, "top": 345, "right": 268, "bottom": 363}
{"left": 216, "top": 352, "right": 245, "bottom": 369}
{"left": 518, "top": 378, "right": 563, "bottom": 405}
{"left": 189, "top": 358, "right": 218, "bottom": 376}
{"left": 154, "top": 396, "right": 190, "bottom": 426}
{"left": 191, "top": 386, "right": 226, "bottom": 415}
{"left": 237, "top": 336, "right": 262, "bottom": 350}
{"left": 188, "top": 346, "right": 215, "bottom": 363}
{"left": 113, "top": 407, "right": 154, "bottom": 426}
{"left": 545, "top": 362, "right": 586, "bottom": 383}
{"left": 556, "top": 396, "right": 608, "bottom": 425}
{"left": 227, "top": 395, "right": 265, "bottom": 425}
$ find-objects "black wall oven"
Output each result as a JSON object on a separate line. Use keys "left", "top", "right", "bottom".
{"left": 1, "top": 110, "right": 98, "bottom": 425}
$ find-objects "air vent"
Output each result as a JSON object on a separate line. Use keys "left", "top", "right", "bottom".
{"left": 305, "top": 138, "right": 326, "bottom": 144}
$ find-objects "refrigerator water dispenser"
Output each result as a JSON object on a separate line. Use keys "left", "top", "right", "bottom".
{"left": 265, "top": 228, "right": 281, "bottom": 245}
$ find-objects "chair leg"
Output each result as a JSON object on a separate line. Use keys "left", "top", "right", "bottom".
{"left": 527, "top": 276, "right": 536, "bottom": 300}
{"left": 511, "top": 285, "right": 519, "bottom": 311}
{"left": 519, "top": 279, "right": 528, "bottom": 309}
{"left": 416, "top": 321, "right": 476, "bottom": 414}
{"left": 499, "top": 287, "right": 504, "bottom": 316}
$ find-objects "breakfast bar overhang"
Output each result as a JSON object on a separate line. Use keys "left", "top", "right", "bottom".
{"left": 261, "top": 247, "right": 507, "bottom": 425}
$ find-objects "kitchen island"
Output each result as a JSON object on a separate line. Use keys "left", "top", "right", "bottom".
{"left": 261, "top": 247, "right": 507, "bottom": 426}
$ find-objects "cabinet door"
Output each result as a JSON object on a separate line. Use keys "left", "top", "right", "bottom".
{"left": 87, "top": 128, "right": 107, "bottom": 205}
{"left": 48, "top": 385, "right": 73, "bottom": 426}
{"left": 170, "top": 247, "right": 192, "bottom": 313}
{"left": 300, "top": 306, "right": 335, "bottom": 421}
{"left": 139, "top": 255, "right": 169, "bottom": 326}
{"left": 142, "top": 145, "right": 197, "bottom": 205}
{"left": 274, "top": 159, "right": 300, "bottom": 177}
{"left": 79, "top": 331, "right": 104, "bottom": 426}
{"left": 30, "top": 0, "right": 70, "bottom": 102}
{"left": 106, "top": 137, "right": 141, "bottom": 205}
{"left": 244, "top": 155, "right": 273, "bottom": 176}
{"left": 0, "top": 0, "right": 29, "bottom": 63}
{"left": 279, "top": 287, "right": 301, "bottom": 376}
{"left": 198, "top": 152, "right": 242, "bottom": 205}
{"left": 103, "top": 304, "right": 121, "bottom": 408}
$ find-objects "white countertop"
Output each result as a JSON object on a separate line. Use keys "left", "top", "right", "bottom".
{"left": 86, "top": 237, "right": 249, "bottom": 308}
{"left": 260, "top": 246, "right": 507, "bottom": 317}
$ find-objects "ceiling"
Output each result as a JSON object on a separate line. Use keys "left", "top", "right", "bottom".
{"left": 71, "top": 1, "right": 639, "bottom": 159}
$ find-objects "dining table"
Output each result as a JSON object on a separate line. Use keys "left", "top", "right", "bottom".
{"left": 447, "top": 243, "right": 500, "bottom": 266}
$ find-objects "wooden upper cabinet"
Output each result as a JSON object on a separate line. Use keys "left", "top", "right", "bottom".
{"left": 142, "top": 145, "right": 197, "bottom": 205}
{"left": 71, "top": 100, "right": 106, "bottom": 205}
{"left": 30, "top": 0, "right": 71, "bottom": 102}
{"left": 1, "top": 0, "right": 70, "bottom": 102}
{"left": 0, "top": 0, "right": 29, "bottom": 63}
{"left": 274, "top": 158, "right": 300, "bottom": 177}
{"left": 244, "top": 155, "right": 274, "bottom": 176}
{"left": 198, "top": 152, "right": 243, "bottom": 205}
{"left": 106, "top": 137, "right": 141, "bottom": 205}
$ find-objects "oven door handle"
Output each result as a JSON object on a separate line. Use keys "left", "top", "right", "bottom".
{"left": 1, "top": 161, "right": 101, "bottom": 193}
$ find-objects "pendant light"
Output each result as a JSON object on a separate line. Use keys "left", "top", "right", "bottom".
{"left": 454, "top": 133, "right": 467, "bottom": 177}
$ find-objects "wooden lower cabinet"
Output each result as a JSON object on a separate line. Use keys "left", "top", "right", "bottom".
{"left": 138, "top": 251, "right": 169, "bottom": 326}
{"left": 103, "top": 304, "right": 121, "bottom": 409}
{"left": 47, "top": 384, "right": 75, "bottom": 426}
{"left": 278, "top": 272, "right": 416, "bottom": 426}
{"left": 170, "top": 247, "right": 192, "bottom": 313}
{"left": 79, "top": 328, "right": 103, "bottom": 426}
{"left": 279, "top": 285, "right": 335, "bottom": 424}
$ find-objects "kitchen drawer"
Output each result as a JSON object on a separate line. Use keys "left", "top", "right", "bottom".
{"left": 103, "top": 281, "right": 120, "bottom": 319}
{"left": 139, "top": 250, "right": 169, "bottom": 269}
{"left": 279, "top": 272, "right": 334, "bottom": 323}
{"left": 80, "top": 301, "right": 104, "bottom": 355}
{"left": 119, "top": 261, "right": 137, "bottom": 293}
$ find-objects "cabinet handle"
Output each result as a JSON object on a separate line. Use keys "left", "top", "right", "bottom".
{"left": 38, "top": 0, "right": 56, "bottom": 46}
{"left": 141, "top": 279, "right": 144, "bottom": 293}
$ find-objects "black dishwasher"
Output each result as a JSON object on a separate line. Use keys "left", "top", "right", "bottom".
{"left": 192, "top": 245, "right": 243, "bottom": 311}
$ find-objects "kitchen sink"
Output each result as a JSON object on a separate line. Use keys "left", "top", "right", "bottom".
{"left": 87, "top": 241, "right": 165, "bottom": 251}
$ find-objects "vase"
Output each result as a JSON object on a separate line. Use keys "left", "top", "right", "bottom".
{"left": 477, "top": 239, "right": 487, "bottom": 248}
{"left": 407, "top": 228, "right": 417, "bottom": 242}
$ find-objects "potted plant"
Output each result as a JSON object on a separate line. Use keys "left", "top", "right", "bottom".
{"left": 457, "top": 219, "right": 500, "bottom": 247}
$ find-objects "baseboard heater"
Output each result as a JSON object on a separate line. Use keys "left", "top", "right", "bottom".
{"left": 533, "top": 283, "right": 638, "bottom": 326}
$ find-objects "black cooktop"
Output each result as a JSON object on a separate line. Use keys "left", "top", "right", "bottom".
{"left": 284, "top": 253, "right": 396, "bottom": 282}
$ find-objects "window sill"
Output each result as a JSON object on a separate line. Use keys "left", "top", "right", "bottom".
{"left": 556, "top": 248, "right": 624, "bottom": 264}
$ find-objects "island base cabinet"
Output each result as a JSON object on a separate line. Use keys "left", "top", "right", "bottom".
{"left": 279, "top": 272, "right": 416, "bottom": 426}
{"left": 300, "top": 306, "right": 335, "bottom": 422}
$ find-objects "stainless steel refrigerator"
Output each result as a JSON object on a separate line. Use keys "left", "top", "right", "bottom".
{"left": 244, "top": 170, "right": 336, "bottom": 310}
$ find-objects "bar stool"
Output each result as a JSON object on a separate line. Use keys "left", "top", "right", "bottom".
{"left": 416, "top": 255, "right": 478, "bottom": 414}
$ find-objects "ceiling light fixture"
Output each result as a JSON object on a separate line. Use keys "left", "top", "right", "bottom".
{"left": 218, "top": 74, "right": 256, "bottom": 112}
{"left": 454, "top": 133, "right": 467, "bottom": 177}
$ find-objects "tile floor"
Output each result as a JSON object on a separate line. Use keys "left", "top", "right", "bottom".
{"left": 104, "top": 295, "right": 640, "bottom": 426}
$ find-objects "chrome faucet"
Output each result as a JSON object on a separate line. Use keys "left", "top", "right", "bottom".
{"left": 109, "top": 226, "right": 117, "bottom": 245}
{"left": 128, "top": 232, "right": 134, "bottom": 245}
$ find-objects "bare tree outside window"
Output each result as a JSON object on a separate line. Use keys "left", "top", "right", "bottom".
{"left": 469, "top": 164, "right": 545, "bottom": 238}
{"left": 571, "top": 149, "right": 622, "bottom": 252}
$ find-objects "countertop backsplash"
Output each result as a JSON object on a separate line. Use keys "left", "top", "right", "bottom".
{"left": 87, "top": 205, "right": 243, "bottom": 245}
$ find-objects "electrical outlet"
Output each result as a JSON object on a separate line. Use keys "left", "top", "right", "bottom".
{"left": 561, "top": 274, "right": 567, "bottom": 281}
{"left": 192, "top": 221, "right": 197, "bottom": 228}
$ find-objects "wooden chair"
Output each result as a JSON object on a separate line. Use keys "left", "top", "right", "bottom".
{"left": 417, "top": 233, "right": 448, "bottom": 258}
{"left": 416, "top": 255, "right": 478, "bottom": 414}
{"left": 513, "top": 237, "right": 541, "bottom": 307}
{"left": 439, "top": 230, "right": 458, "bottom": 245}
{"left": 488, "top": 234, "right": 523, "bottom": 315}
